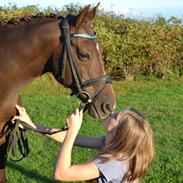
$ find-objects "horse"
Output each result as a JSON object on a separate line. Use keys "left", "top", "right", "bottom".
{"left": 0, "top": 4, "right": 116, "bottom": 182}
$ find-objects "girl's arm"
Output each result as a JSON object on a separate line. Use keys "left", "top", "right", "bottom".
{"left": 47, "top": 128, "right": 105, "bottom": 149}
{"left": 45, "top": 127, "right": 105, "bottom": 149}
{"left": 54, "top": 108, "right": 100, "bottom": 182}
{"left": 29, "top": 123, "right": 105, "bottom": 149}
{"left": 73, "top": 135, "right": 105, "bottom": 149}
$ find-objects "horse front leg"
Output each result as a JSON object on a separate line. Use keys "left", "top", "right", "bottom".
{"left": 0, "top": 95, "right": 23, "bottom": 183}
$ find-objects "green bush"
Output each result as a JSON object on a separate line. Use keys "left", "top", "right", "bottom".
{"left": 94, "top": 14, "right": 183, "bottom": 80}
{"left": 0, "top": 3, "right": 182, "bottom": 80}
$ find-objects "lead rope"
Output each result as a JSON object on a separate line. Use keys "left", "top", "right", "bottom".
{"left": 3, "top": 120, "right": 30, "bottom": 162}
{"left": 5, "top": 119, "right": 65, "bottom": 162}
{"left": 4, "top": 119, "right": 67, "bottom": 162}
{"left": 5, "top": 100, "right": 90, "bottom": 162}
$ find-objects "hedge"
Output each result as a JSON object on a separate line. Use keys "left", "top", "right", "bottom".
{"left": 0, "top": 3, "right": 182, "bottom": 80}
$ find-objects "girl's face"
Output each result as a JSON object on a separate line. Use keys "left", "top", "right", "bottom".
{"left": 103, "top": 112, "right": 119, "bottom": 133}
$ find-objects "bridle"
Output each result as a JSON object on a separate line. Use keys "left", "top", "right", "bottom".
{"left": 59, "top": 16, "right": 112, "bottom": 111}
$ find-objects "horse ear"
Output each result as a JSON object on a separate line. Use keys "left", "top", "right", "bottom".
{"left": 87, "top": 3, "right": 100, "bottom": 26}
{"left": 76, "top": 5, "right": 90, "bottom": 28}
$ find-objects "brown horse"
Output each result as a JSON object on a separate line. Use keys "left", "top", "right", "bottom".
{"left": 0, "top": 4, "right": 116, "bottom": 182}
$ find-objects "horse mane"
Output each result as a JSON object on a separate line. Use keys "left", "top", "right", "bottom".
{"left": 0, "top": 13, "right": 63, "bottom": 26}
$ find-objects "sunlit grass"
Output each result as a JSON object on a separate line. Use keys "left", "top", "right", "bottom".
{"left": 6, "top": 75, "right": 183, "bottom": 183}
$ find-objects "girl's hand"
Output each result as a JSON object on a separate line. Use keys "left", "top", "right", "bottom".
{"left": 66, "top": 108, "right": 83, "bottom": 134}
{"left": 12, "top": 104, "right": 37, "bottom": 130}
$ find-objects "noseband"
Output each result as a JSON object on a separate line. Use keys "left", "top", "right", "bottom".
{"left": 60, "top": 17, "right": 112, "bottom": 110}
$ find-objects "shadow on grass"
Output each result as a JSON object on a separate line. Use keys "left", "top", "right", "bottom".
{"left": 7, "top": 161, "right": 58, "bottom": 183}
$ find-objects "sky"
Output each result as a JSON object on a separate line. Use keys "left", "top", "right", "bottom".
{"left": 0, "top": 0, "right": 183, "bottom": 18}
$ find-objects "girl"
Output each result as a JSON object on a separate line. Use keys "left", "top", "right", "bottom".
{"left": 13, "top": 105, "right": 154, "bottom": 183}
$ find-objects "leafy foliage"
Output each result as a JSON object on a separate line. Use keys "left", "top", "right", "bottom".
{"left": 0, "top": 3, "right": 182, "bottom": 80}
{"left": 94, "top": 14, "right": 183, "bottom": 80}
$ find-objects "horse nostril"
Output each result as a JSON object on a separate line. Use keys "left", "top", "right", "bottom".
{"left": 102, "top": 102, "right": 113, "bottom": 114}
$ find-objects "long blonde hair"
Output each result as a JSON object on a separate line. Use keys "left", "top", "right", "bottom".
{"left": 91, "top": 108, "right": 154, "bottom": 182}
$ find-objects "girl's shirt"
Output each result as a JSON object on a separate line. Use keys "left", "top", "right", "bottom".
{"left": 93, "top": 157, "right": 127, "bottom": 183}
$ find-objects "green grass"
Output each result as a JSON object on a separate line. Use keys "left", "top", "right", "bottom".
{"left": 6, "top": 75, "right": 183, "bottom": 183}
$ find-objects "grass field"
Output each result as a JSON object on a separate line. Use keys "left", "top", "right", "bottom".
{"left": 6, "top": 75, "right": 183, "bottom": 183}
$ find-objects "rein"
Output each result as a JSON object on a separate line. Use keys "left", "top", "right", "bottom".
{"left": 5, "top": 100, "right": 88, "bottom": 162}
{"left": 2, "top": 121, "right": 29, "bottom": 162}
{"left": 4, "top": 119, "right": 67, "bottom": 162}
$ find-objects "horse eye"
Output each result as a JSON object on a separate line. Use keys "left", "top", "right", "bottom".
{"left": 77, "top": 51, "right": 90, "bottom": 61}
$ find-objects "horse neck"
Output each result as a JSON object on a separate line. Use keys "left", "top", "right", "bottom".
{"left": 1, "top": 19, "right": 61, "bottom": 90}
{"left": 0, "top": 19, "right": 61, "bottom": 121}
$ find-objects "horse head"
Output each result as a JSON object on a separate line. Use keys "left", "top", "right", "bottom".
{"left": 52, "top": 4, "right": 116, "bottom": 119}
